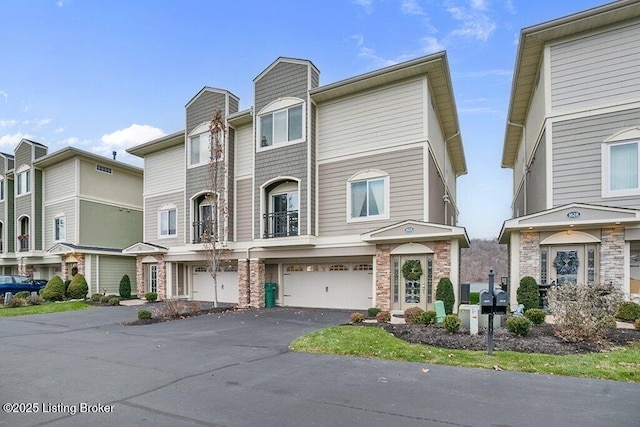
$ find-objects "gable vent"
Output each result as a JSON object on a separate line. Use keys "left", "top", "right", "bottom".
{"left": 96, "top": 164, "right": 113, "bottom": 174}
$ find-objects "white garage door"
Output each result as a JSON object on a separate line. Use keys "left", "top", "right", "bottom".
{"left": 192, "top": 265, "right": 238, "bottom": 303}
{"left": 283, "top": 263, "right": 373, "bottom": 310}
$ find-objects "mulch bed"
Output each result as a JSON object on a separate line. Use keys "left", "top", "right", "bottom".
{"left": 121, "top": 302, "right": 234, "bottom": 326}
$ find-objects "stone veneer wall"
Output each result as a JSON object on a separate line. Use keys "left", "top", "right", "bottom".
{"left": 135, "top": 254, "right": 166, "bottom": 300}
{"left": 433, "top": 241, "right": 451, "bottom": 284}
{"left": 375, "top": 245, "right": 391, "bottom": 311}
{"left": 519, "top": 232, "right": 540, "bottom": 281}
{"left": 249, "top": 259, "right": 265, "bottom": 308}
{"left": 600, "top": 226, "right": 625, "bottom": 285}
{"left": 238, "top": 259, "right": 250, "bottom": 308}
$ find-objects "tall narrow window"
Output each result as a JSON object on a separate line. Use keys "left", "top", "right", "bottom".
{"left": 54, "top": 215, "right": 66, "bottom": 242}
{"left": 427, "top": 258, "right": 433, "bottom": 304}
{"left": 0, "top": 177, "right": 4, "bottom": 201}
{"left": 149, "top": 264, "right": 158, "bottom": 293}
{"left": 17, "top": 169, "right": 30, "bottom": 195}
{"left": 540, "top": 249, "right": 548, "bottom": 284}
{"left": 159, "top": 207, "right": 177, "bottom": 237}
{"left": 393, "top": 258, "right": 399, "bottom": 303}
{"left": 610, "top": 142, "right": 638, "bottom": 191}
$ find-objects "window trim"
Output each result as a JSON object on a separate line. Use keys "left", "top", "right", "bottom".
{"left": 54, "top": 214, "right": 66, "bottom": 242}
{"left": 158, "top": 204, "right": 178, "bottom": 238}
{"left": 257, "top": 98, "right": 305, "bottom": 152}
{"left": 602, "top": 140, "right": 640, "bottom": 198}
{"left": 16, "top": 166, "right": 31, "bottom": 197}
{"left": 187, "top": 122, "right": 224, "bottom": 168}
{"left": 346, "top": 170, "right": 390, "bottom": 222}
{"left": 0, "top": 177, "right": 4, "bottom": 201}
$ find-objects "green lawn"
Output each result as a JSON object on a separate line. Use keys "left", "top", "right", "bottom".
{"left": 0, "top": 301, "right": 92, "bottom": 317}
{"left": 290, "top": 326, "right": 640, "bottom": 383}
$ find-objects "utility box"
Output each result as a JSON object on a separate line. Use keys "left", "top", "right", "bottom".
{"left": 479, "top": 290, "right": 494, "bottom": 314}
{"left": 493, "top": 289, "right": 509, "bottom": 314}
{"left": 460, "top": 282, "right": 471, "bottom": 304}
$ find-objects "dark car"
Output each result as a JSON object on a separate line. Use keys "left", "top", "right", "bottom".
{"left": 0, "top": 276, "right": 47, "bottom": 296}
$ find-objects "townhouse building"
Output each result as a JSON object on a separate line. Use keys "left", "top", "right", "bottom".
{"left": 499, "top": 0, "right": 640, "bottom": 303}
{"left": 126, "top": 53, "right": 469, "bottom": 311}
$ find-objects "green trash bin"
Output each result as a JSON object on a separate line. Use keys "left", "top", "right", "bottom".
{"left": 265, "top": 283, "right": 277, "bottom": 308}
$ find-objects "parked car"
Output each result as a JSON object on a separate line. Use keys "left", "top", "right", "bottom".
{"left": 0, "top": 276, "right": 47, "bottom": 296}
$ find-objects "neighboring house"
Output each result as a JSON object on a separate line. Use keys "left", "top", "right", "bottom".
{"left": 126, "top": 53, "right": 469, "bottom": 311}
{"left": 499, "top": 0, "right": 640, "bottom": 303}
{"left": 0, "top": 141, "right": 143, "bottom": 295}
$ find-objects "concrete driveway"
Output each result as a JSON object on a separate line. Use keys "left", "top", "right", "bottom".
{"left": 0, "top": 306, "right": 638, "bottom": 427}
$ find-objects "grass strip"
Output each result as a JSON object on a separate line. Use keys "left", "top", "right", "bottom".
{"left": 0, "top": 301, "right": 92, "bottom": 317}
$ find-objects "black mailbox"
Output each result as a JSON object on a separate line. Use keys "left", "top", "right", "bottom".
{"left": 493, "top": 289, "right": 509, "bottom": 314}
{"left": 479, "top": 290, "right": 494, "bottom": 314}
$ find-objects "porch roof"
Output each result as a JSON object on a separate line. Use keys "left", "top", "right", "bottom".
{"left": 361, "top": 220, "right": 470, "bottom": 248}
{"left": 122, "top": 242, "right": 169, "bottom": 255}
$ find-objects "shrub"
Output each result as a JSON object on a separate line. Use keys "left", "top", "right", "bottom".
{"left": 507, "top": 316, "right": 533, "bottom": 336}
{"left": 524, "top": 308, "right": 546, "bottom": 325}
{"left": 14, "top": 291, "right": 31, "bottom": 299}
{"left": 350, "top": 312, "right": 364, "bottom": 323}
{"left": 107, "top": 297, "right": 120, "bottom": 306}
{"left": 548, "top": 282, "right": 623, "bottom": 342}
{"left": 517, "top": 276, "right": 539, "bottom": 310}
{"left": 436, "top": 277, "right": 455, "bottom": 315}
{"left": 404, "top": 307, "right": 424, "bottom": 325}
{"left": 635, "top": 319, "right": 640, "bottom": 330}
{"left": 138, "top": 309, "right": 152, "bottom": 320}
{"left": 99, "top": 295, "right": 111, "bottom": 304}
{"left": 63, "top": 280, "right": 71, "bottom": 295}
{"left": 469, "top": 292, "right": 480, "bottom": 305}
{"left": 119, "top": 274, "right": 131, "bottom": 299}
{"left": 26, "top": 294, "right": 43, "bottom": 306}
{"left": 41, "top": 276, "right": 66, "bottom": 301}
{"left": 6, "top": 297, "right": 24, "bottom": 308}
{"left": 420, "top": 310, "right": 437, "bottom": 325}
{"left": 145, "top": 292, "right": 158, "bottom": 302}
{"left": 367, "top": 307, "right": 381, "bottom": 318}
{"left": 376, "top": 311, "right": 391, "bottom": 323}
{"left": 67, "top": 274, "right": 88, "bottom": 299}
{"left": 442, "top": 314, "right": 461, "bottom": 333}
{"left": 90, "top": 293, "right": 102, "bottom": 302}
{"left": 616, "top": 301, "right": 640, "bottom": 322}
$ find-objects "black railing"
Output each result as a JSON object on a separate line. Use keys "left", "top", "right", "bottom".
{"left": 19, "top": 238, "right": 29, "bottom": 252}
{"left": 263, "top": 210, "right": 298, "bottom": 238}
{"left": 192, "top": 220, "right": 217, "bottom": 244}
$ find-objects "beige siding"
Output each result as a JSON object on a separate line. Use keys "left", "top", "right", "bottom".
{"left": 144, "top": 145, "right": 185, "bottom": 196}
{"left": 427, "top": 93, "right": 457, "bottom": 202}
{"left": 144, "top": 192, "right": 185, "bottom": 245}
{"left": 550, "top": 22, "right": 640, "bottom": 111}
{"left": 43, "top": 159, "right": 76, "bottom": 202}
{"left": 525, "top": 64, "right": 547, "bottom": 163}
{"left": 235, "top": 178, "right": 252, "bottom": 242}
{"left": 96, "top": 255, "right": 137, "bottom": 296}
{"left": 318, "top": 147, "right": 424, "bottom": 236}
{"left": 234, "top": 123, "right": 253, "bottom": 178}
{"left": 317, "top": 77, "right": 425, "bottom": 161}
{"left": 78, "top": 159, "right": 142, "bottom": 208}
{"left": 44, "top": 199, "right": 76, "bottom": 248}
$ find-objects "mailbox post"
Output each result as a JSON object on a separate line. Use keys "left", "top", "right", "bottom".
{"left": 480, "top": 270, "right": 508, "bottom": 355}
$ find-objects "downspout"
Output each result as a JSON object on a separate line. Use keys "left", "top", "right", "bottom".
{"left": 443, "top": 131, "right": 459, "bottom": 225}
{"left": 508, "top": 121, "right": 526, "bottom": 216}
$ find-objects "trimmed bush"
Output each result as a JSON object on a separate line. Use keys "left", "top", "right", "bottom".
{"left": 517, "top": 276, "right": 540, "bottom": 310}
{"left": 99, "top": 295, "right": 111, "bottom": 304}
{"left": 524, "top": 308, "right": 546, "bottom": 325}
{"left": 6, "top": 297, "right": 24, "bottom": 308}
{"left": 404, "top": 307, "right": 424, "bottom": 325}
{"left": 367, "top": 307, "right": 381, "bottom": 318}
{"left": 376, "top": 311, "right": 391, "bottom": 323}
{"left": 26, "top": 294, "right": 43, "bottom": 306}
{"left": 442, "top": 314, "right": 461, "bottom": 333}
{"left": 507, "top": 316, "right": 533, "bottom": 336}
{"left": 41, "top": 276, "right": 66, "bottom": 301}
{"left": 469, "top": 292, "right": 479, "bottom": 305}
{"left": 67, "top": 273, "right": 88, "bottom": 299}
{"left": 420, "top": 310, "right": 437, "bottom": 325}
{"left": 145, "top": 292, "right": 158, "bottom": 302}
{"left": 635, "top": 319, "right": 640, "bottom": 330}
{"left": 14, "top": 291, "right": 31, "bottom": 299}
{"left": 138, "top": 309, "right": 152, "bottom": 320}
{"left": 90, "top": 293, "right": 102, "bottom": 302}
{"left": 107, "top": 297, "right": 120, "bottom": 306}
{"left": 436, "top": 277, "right": 455, "bottom": 315}
{"left": 616, "top": 301, "right": 640, "bottom": 322}
{"left": 119, "top": 274, "right": 132, "bottom": 299}
{"left": 350, "top": 312, "right": 364, "bottom": 323}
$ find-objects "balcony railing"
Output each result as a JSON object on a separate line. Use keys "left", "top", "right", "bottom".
{"left": 19, "top": 237, "right": 29, "bottom": 252}
{"left": 263, "top": 210, "right": 298, "bottom": 238}
{"left": 192, "top": 220, "right": 217, "bottom": 244}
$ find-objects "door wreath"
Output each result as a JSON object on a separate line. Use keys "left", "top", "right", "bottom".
{"left": 402, "top": 259, "right": 423, "bottom": 281}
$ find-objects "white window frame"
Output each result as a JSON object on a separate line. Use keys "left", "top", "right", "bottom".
{"left": 16, "top": 165, "right": 31, "bottom": 196}
{"left": 257, "top": 98, "right": 305, "bottom": 151}
{"left": 158, "top": 204, "right": 178, "bottom": 238}
{"left": 188, "top": 123, "right": 223, "bottom": 168}
{"left": 602, "top": 140, "right": 640, "bottom": 198}
{"left": 54, "top": 214, "right": 66, "bottom": 242}
{"left": 346, "top": 170, "right": 390, "bottom": 222}
{"left": 0, "top": 177, "right": 4, "bottom": 201}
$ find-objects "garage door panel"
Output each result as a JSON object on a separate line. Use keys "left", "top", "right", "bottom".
{"left": 193, "top": 267, "right": 238, "bottom": 303}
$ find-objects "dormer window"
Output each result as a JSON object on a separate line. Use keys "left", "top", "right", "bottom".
{"left": 188, "top": 123, "right": 223, "bottom": 167}
{"left": 16, "top": 165, "right": 31, "bottom": 196}
{"left": 258, "top": 98, "right": 304, "bottom": 150}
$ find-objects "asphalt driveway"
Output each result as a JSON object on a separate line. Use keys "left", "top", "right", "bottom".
{"left": 0, "top": 306, "right": 638, "bottom": 427}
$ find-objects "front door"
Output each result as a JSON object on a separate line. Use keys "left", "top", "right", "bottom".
{"left": 550, "top": 246, "right": 584, "bottom": 285}
{"left": 270, "top": 192, "right": 298, "bottom": 237}
{"left": 400, "top": 255, "right": 426, "bottom": 310}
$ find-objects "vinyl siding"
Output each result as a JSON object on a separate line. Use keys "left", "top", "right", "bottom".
{"left": 318, "top": 146, "right": 424, "bottom": 236}
{"left": 96, "top": 255, "right": 137, "bottom": 296}
{"left": 235, "top": 178, "right": 252, "bottom": 242}
{"left": 550, "top": 22, "right": 640, "bottom": 111}
{"left": 144, "top": 192, "right": 185, "bottom": 246}
{"left": 6, "top": 179, "right": 14, "bottom": 252}
{"left": 34, "top": 169, "right": 43, "bottom": 250}
{"left": 552, "top": 108, "right": 640, "bottom": 209}
{"left": 186, "top": 90, "right": 227, "bottom": 135}
{"left": 317, "top": 77, "right": 425, "bottom": 161}
{"left": 144, "top": 145, "right": 185, "bottom": 196}
{"left": 255, "top": 61, "right": 309, "bottom": 113}
{"left": 78, "top": 159, "right": 142, "bottom": 208}
{"left": 428, "top": 153, "right": 445, "bottom": 224}
{"left": 44, "top": 199, "right": 76, "bottom": 248}
{"left": 526, "top": 130, "right": 547, "bottom": 215}
{"left": 14, "top": 142, "right": 32, "bottom": 168}
{"left": 525, "top": 64, "right": 547, "bottom": 163}
{"left": 227, "top": 127, "right": 235, "bottom": 242}
{"left": 427, "top": 90, "right": 457, "bottom": 202}
{"left": 234, "top": 123, "right": 253, "bottom": 178}
{"left": 43, "top": 159, "right": 76, "bottom": 202}
{"left": 79, "top": 200, "right": 143, "bottom": 248}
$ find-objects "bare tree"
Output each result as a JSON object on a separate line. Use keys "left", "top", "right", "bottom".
{"left": 201, "top": 110, "right": 228, "bottom": 307}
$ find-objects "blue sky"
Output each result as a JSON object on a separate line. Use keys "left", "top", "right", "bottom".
{"left": 0, "top": 0, "right": 608, "bottom": 239}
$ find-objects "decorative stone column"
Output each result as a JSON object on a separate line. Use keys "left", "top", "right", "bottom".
{"left": 519, "top": 231, "right": 540, "bottom": 281}
{"left": 237, "top": 259, "right": 251, "bottom": 308}
{"left": 249, "top": 259, "right": 265, "bottom": 308}
{"left": 75, "top": 253, "right": 85, "bottom": 276}
{"left": 156, "top": 255, "right": 167, "bottom": 301}
{"left": 135, "top": 255, "right": 145, "bottom": 298}
{"left": 375, "top": 245, "right": 391, "bottom": 311}
{"left": 600, "top": 226, "right": 625, "bottom": 285}
{"left": 433, "top": 240, "right": 451, "bottom": 283}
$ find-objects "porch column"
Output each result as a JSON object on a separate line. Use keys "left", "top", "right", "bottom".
{"left": 156, "top": 255, "right": 167, "bottom": 301}
{"left": 238, "top": 259, "right": 251, "bottom": 308}
{"left": 135, "top": 255, "right": 145, "bottom": 298}
{"left": 600, "top": 226, "right": 625, "bottom": 286}
{"left": 375, "top": 245, "right": 391, "bottom": 311}
{"left": 519, "top": 231, "right": 540, "bottom": 281}
{"left": 249, "top": 259, "right": 265, "bottom": 308}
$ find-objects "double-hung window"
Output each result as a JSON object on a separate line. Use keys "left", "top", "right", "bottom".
{"left": 258, "top": 100, "right": 304, "bottom": 149}
{"left": 17, "top": 169, "right": 30, "bottom": 196}
{"left": 159, "top": 207, "right": 177, "bottom": 237}
{"left": 188, "top": 122, "right": 223, "bottom": 167}
{"left": 347, "top": 171, "right": 389, "bottom": 222}
{"left": 604, "top": 140, "right": 640, "bottom": 197}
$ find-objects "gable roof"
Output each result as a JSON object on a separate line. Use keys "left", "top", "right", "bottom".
{"left": 253, "top": 57, "right": 319, "bottom": 83}
{"left": 185, "top": 87, "right": 240, "bottom": 109}
{"left": 127, "top": 130, "right": 185, "bottom": 158}
{"left": 502, "top": 0, "right": 640, "bottom": 168}
{"left": 310, "top": 52, "right": 466, "bottom": 177}
{"left": 33, "top": 146, "right": 142, "bottom": 175}
{"left": 361, "top": 219, "right": 470, "bottom": 248}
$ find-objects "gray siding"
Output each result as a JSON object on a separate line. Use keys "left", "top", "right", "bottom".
{"left": 428, "top": 153, "right": 446, "bottom": 224}
{"left": 553, "top": 108, "right": 640, "bottom": 208}
{"left": 255, "top": 61, "right": 309, "bottom": 112}
{"left": 310, "top": 103, "right": 316, "bottom": 235}
{"left": 235, "top": 178, "right": 252, "bottom": 242}
{"left": 79, "top": 200, "right": 143, "bottom": 248}
{"left": 318, "top": 147, "right": 425, "bottom": 236}
{"left": 96, "top": 255, "right": 137, "bottom": 296}
{"left": 44, "top": 160, "right": 76, "bottom": 201}
{"left": 144, "top": 192, "right": 185, "bottom": 246}
{"left": 550, "top": 22, "right": 640, "bottom": 111}
{"left": 34, "top": 169, "right": 43, "bottom": 250}
{"left": 186, "top": 90, "right": 227, "bottom": 135}
{"left": 15, "top": 142, "right": 32, "bottom": 167}
{"left": 227, "top": 127, "right": 235, "bottom": 241}
{"left": 6, "top": 178, "right": 14, "bottom": 252}
{"left": 44, "top": 199, "right": 76, "bottom": 248}
{"left": 526, "top": 130, "right": 547, "bottom": 214}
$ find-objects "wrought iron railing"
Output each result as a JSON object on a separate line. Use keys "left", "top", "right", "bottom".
{"left": 192, "top": 220, "right": 217, "bottom": 244}
{"left": 19, "top": 237, "right": 29, "bottom": 252}
{"left": 263, "top": 210, "right": 298, "bottom": 238}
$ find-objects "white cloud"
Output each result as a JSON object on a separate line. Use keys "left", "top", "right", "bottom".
{"left": 0, "top": 132, "right": 32, "bottom": 148}
{"left": 470, "top": 0, "right": 487, "bottom": 11}
{"left": 419, "top": 36, "right": 445, "bottom": 54}
{"left": 0, "top": 119, "right": 17, "bottom": 128}
{"left": 36, "top": 118, "right": 52, "bottom": 127}
{"left": 60, "top": 137, "right": 79, "bottom": 146}
{"left": 54, "top": 127, "right": 65, "bottom": 134}
{"left": 446, "top": 3, "right": 496, "bottom": 43}
{"left": 0, "top": 91, "right": 7, "bottom": 103}
{"left": 96, "top": 124, "right": 165, "bottom": 156}
{"left": 353, "top": 0, "right": 373, "bottom": 13}
{"left": 401, "top": 0, "right": 425, "bottom": 15}
{"left": 351, "top": 34, "right": 365, "bottom": 47}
